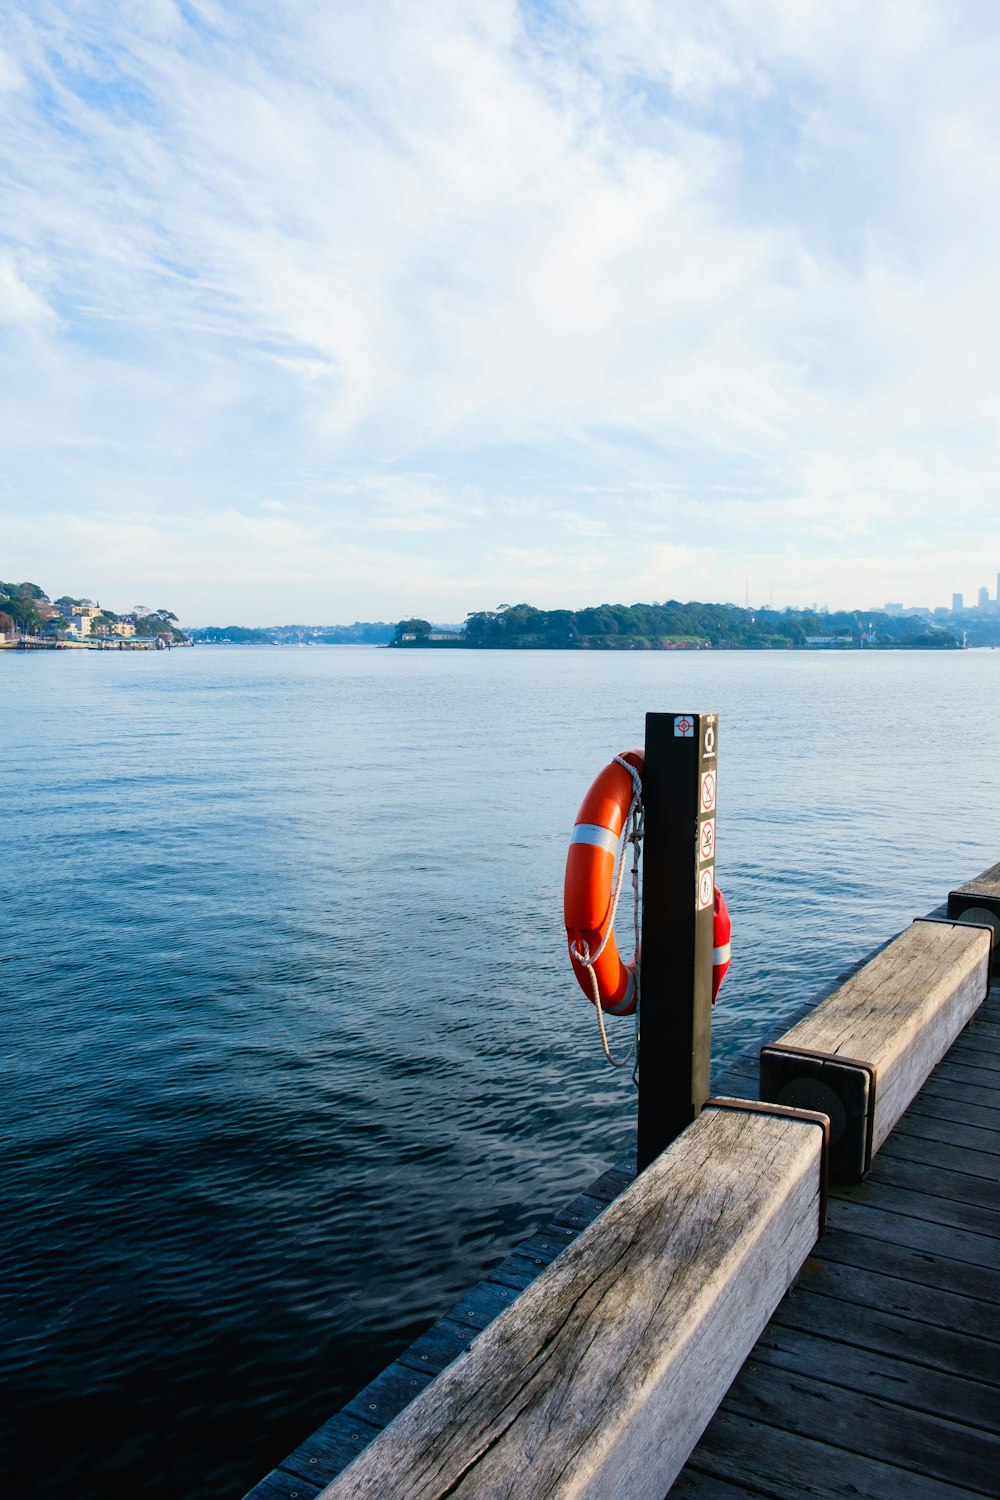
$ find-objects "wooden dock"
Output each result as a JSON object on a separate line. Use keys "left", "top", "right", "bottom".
{"left": 670, "top": 976, "right": 1000, "bottom": 1498}
{"left": 243, "top": 885, "right": 1000, "bottom": 1500}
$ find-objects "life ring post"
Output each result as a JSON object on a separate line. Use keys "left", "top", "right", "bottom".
{"left": 636, "top": 710, "right": 720, "bottom": 1173}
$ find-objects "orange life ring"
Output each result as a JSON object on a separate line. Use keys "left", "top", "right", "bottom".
{"left": 565, "top": 749, "right": 733, "bottom": 1015}
{"left": 563, "top": 749, "right": 643, "bottom": 1015}
{"left": 712, "top": 887, "right": 731, "bottom": 1003}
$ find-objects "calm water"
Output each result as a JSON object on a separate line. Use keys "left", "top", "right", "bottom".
{"left": 2, "top": 645, "right": 998, "bottom": 1498}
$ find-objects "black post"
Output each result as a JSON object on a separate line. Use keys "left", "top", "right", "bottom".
{"left": 637, "top": 711, "right": 718, "bottom": 1172}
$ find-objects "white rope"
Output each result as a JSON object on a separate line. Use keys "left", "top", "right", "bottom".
{"left": 570, "top": 756, "right": 643, "bottom": 1071}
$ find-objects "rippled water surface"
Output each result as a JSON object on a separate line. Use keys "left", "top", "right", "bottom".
{"left": 3, "top": 645, "right": 998, "bottom": 1497}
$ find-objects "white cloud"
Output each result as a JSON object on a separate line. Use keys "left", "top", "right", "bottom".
{"left": 2, "top": 1, "right": 999, "bottom": 616}
{"left": 0, "top": 251, "right": 55, "bottom": 328}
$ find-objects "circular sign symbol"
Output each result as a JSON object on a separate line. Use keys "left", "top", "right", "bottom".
{"left": 700, "top": 819, "right": 715, "bottom": 860}
{"left": 698, "top": 867, "right": 714, "bottom": 909}
{"left": 701, "top": 771, "right": 716, "bottom": 811}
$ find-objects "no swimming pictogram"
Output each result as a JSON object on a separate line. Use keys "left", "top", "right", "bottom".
{"left": 700, "top": 818, "right": 715, "bottom": 862}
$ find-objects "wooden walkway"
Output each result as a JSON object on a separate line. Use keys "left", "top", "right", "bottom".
{"left": 670, "top": 979, "right": 1000, "bottom": 1499}
{"left": 246, "top": 975, "right": 1000, "bottom": 1500}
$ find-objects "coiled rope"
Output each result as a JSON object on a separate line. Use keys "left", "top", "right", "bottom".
{"left": 569, "top": 755, "right": 643, "bottom": 1073}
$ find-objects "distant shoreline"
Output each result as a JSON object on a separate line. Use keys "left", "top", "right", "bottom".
{"left": 175, "top": 638, "right": 963, "bottom": 652}
{"left": 389, "top": 638, "right": 959, "bottom": 652}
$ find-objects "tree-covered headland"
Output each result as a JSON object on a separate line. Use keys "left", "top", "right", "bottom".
{"left": 0, "top": 581, "right": 187, "bottom": 642}
{"left": 393, "top": 601, "right": 965, "bottom": 650}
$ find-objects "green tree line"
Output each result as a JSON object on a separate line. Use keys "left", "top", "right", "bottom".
{"left": 393, "top": 601, "right": 962, "bottom": 650}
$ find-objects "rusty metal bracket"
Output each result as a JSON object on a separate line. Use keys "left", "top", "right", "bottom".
{"left": 945, "top": 893, "right": 1000, "bottom": 972}
{"left": 759, "top": 1044, "right": 877, "bottom": 1182}
{"left": 705, "top": 1095, "right": 830, "bottom": 1233}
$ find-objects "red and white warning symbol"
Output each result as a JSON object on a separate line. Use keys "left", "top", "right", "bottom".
{"left": 673, "top": 715, "right": 695, "bottom": 737}
{"left": 700, "top": 770, "right": 716, "bottom": 813}
{"left": 700, "top": 818, "right": 715, "bottom": 862}
{"left": 697, "top": 865, "right": 715, "bottom": 911}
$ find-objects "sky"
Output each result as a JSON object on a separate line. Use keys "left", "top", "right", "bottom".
{"left": 2, "top": 0, "right": 1000, "bottom": 625}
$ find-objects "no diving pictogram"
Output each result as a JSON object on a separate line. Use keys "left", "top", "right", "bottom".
{"left": 701, "top": 770, "right": 716, "bottom": 813}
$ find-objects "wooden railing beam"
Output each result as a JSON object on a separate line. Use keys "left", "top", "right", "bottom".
{"left": 760, "top": 916, "right": 992, "bottom": 1179}
{"left": 316, "top": 1105, "right": 826, "bottom": 1500}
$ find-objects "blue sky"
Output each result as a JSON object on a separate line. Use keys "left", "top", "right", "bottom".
{"left": 2, "top": 0, "right": 999, "bottom": 624}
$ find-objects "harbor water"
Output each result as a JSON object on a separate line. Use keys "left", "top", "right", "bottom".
{"left": 2, "top": 645, "right": 998, "bottom": 1498}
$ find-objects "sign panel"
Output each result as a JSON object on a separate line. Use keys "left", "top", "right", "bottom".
{"left": 638, "top": 709, "right": 720, "bottom": 1171}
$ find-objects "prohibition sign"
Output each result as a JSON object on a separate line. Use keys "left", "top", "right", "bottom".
{"left": 700, "top": 818, "right": 715, "bottom": 862}
{"left": 701, "top": 770, "right": 716, "bottom": 813}
{"left": 698, "top": 866, "right": 715, "bottom": 910}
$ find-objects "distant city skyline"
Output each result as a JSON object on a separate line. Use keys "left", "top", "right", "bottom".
{"left": 3, "top": 4, "right": 1000, "bottom": 622}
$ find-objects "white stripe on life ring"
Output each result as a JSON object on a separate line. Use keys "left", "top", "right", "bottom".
{"left": 713, "top": 942, "right": 731, "bottom": 965}
{"left": 571, "top": 823, "right": 620, "bottom": 855}
{"left": 603, "top": 968, "right": 636, "bottom": 1015}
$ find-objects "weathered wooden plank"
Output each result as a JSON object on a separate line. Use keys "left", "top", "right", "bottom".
{"left": 281, "top": 1414, "right": 383, "bottom": 1487}
{"left": 395, "top": 1317, "right": 475, "bottom": 1378}
{"left": 793, "top": 1253, "right": 1000, "bottom": 1342}
{"left": 946, "top": 1032, "right": 1000, "bottom": 1064}
{"left": 817, "top": 1221, "right": 1000, "bottom": 1303}
{"left": 963, "top": 1042, "right": 1000, "bottom": 1071}
{"left": 890, "top": 1108, "right": 1000, "bottom": 1156}
{"left": 771, "top": 1285, "right": 1000, "bottom": 1385}
{"left": 905, "top": 1070, "right": 1000, "bottom": 1116}
{"left": 486, "top": 1251, "right": 560, "bottom": 1293}
{"left": 931, "top": 1058, "right": 1000, "bottom": 1090}
{"left": 242, "top": 1466, "right": 324, "bottom": 1500}
{"left": 582, "top": 1163, "right": 635, "bottom": 1201}
{"left": 832, "top": 1177, "right": 1000, "bottom": 1240}
{"left": 720, "top": 1361, "right": 1000, "bottom": 1493}
{"left": 504, "top": 1222, "right": 577, "bottom": 1266}
{"left": 962, "top": 1035, "right": 1000, "bottom": 1064}
{"left": 550, "top": 1190, "right": 612, "bottom": 1233}
{"left": 316, "top": 1106, "right": 825, "bottom": 1500}
{"left": 867, "top": 1149, "right": 1000, "bottom": 1210}
{"left": 828, "top": 1191, "right": 1000, "bottom": 1263}
{"left": 341, "top": 1363, "right": 434, "bottom": 1428}
{"left": 749, "top": 1321, "right": 1000, "bottom": 1430}
{"left": 878, "top": 1126, "right": 1000, "bottom": 1182}
{"left": 713, "top": 1055, "right": 758, "bottom": 1088}
{"left": 663, "top": 1469, "right": 769, "bottom": 1499}
{"left": 675, "top": 1410, "right": 990, "bottom": 1499}
{"left": 760, "top": 919, "right": 992, "bottom": 1178}
{"left": 935, "top": 1033, "right": 1000, "bottom": 1071}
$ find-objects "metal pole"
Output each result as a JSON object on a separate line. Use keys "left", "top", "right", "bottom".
{"left": 637, "top": 710, "right": 718, "bottom": 1171}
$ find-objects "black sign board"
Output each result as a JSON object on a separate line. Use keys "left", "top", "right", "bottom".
{"left": 637, "top": 710, "right": 719, "bottom": 1171}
